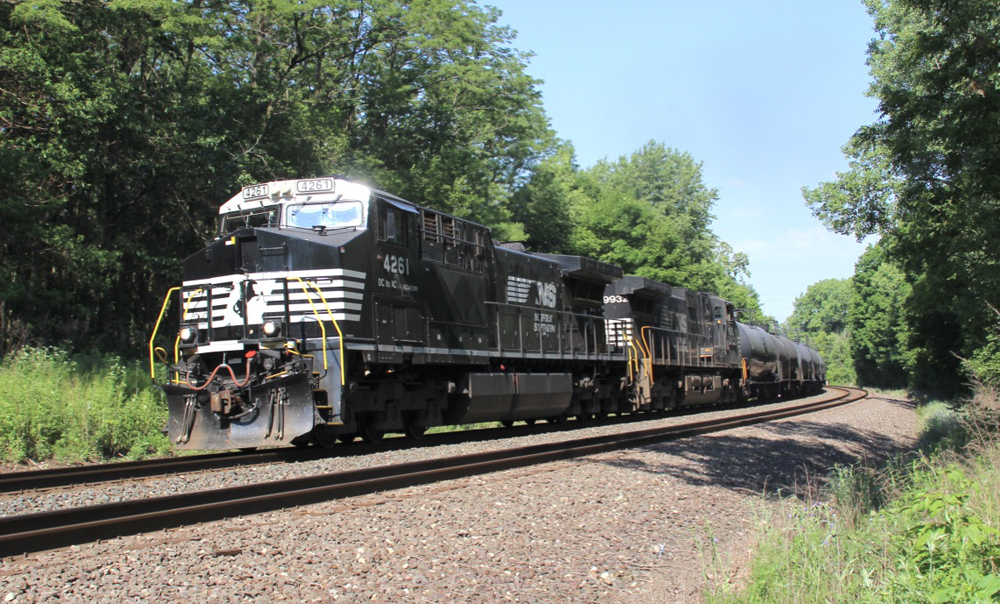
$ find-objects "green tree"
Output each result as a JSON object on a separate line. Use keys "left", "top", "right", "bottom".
{"left": 513, "top": 140, "right": 770, "bottom": 317}
{"left": 850, "top": 244, "right": 913, "bottom": 389}
{"left": 802, "top": 0, "right": 1000, "bottom": 395}
{"left": 812, "top": 331, "right": 856, "bottom": 386}
{"left": 786, "top": 279, "right": 853, "bottom": 336}
{"left": 571, "top": 141, "right": 723, "bottom": 291}
{"left": 1, "top": 0, "right": 242, "bottom": 352}
{"left": 335, "top": 0, "right": 551, "bottom": 229}
{"left": 508, "top": 142, "right": 581, "bottom": 252}
{"left": 712, "top": 242, "right": 768, "bottom": 322}
{"left": 0, "top": 0, "right": 551, "bottom": 356}
{"left": 785, "top": 278, "right": 856, "bottom": 385}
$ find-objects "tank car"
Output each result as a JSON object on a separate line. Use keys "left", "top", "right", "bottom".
{"left": 737, "top": 323, "right": 826, "bottom": 400}
{"left": 149, "top": 176, "right": 826, "bottom": 451}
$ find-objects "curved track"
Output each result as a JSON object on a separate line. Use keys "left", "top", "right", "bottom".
{"left": 0, "top": 393, "right": 836, "bottom": 493}
{"left": 0, "top": 409, "right": 773, "bottom": 493}
{"left": 0, "top": 387, "right": 866, "bottom": 559}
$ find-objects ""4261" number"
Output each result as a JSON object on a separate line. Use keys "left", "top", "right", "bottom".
{"left": 383, "top": 254, "right": 410, "bottom": 276}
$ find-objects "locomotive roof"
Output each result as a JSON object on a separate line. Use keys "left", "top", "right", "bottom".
{"left": 607, "top": 275, "right": 676, "bottom": 297}
{"left": 219, "top": 177, "right": 415, "bottom": 215}
{"left": 218, "top": 177, "right": 494, "bottom": 231}
{"left": 534, "top": 253, "right": 623, "bottom": 283}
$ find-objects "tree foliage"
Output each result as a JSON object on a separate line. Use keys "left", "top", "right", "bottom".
{"left": 580, "top": 141, "right": 719, "bottom": 289}
{"left": 512, "top": 140, "right": 768, "bottom": 319}
{"left": 850, "top": 244, "right": 913, "bottom": 390}
{"left": 785, "top": 278, "right": 856, "bottom": 385}
{"left": 786, "top": 278, "right": 853, "bottom": 336}
{"left": 508, "top": 142, "right": 581, "bottom": 253}
{"left": 0, "top": 0, "right": 550, "bottom": 354}
{"left": 803, "top": 0, "right": 1000, "bottom": 395}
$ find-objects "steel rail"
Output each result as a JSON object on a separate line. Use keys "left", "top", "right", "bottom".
{"left": 0, "top": 449, "right": 304, "bottom": 494}
{"left": 0, "top": 387, "right": 865, "bottom": 559}
{"left": 0, "top": 393, "right": 828, "bottom": 493}
{"left": 0, "top": 413, "right": 689, "bottom": 493}
{"left": 0, "top": 424, "right": 567, "bottom": 493}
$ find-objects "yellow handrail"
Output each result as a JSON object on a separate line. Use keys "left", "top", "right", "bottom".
{"left": 287, "top": 277, "right": 347, "bottom": 385}
{"left": 625, "top": 337, "right": 634, "bottom": 381}
{"left": 288, "top": 277, "right": 328, "bottom": 371}
{"left": 637, "top": 326, "right": 652, "bottom": 358}
{"left": 306, "top": 281, "right": 346, "bottom": 386}
{"left": 149, "top": 286, "right": 180, "bottom": 378}
{"left": 639, "top": 326, "right": 655, "bottom": 384}
{"left": 628, "top": 338, "right": 642, "bottom": 381}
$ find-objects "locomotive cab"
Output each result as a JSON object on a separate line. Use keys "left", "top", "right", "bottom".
{"left": 155, "top": 178, "right": 384, "bottom": 449}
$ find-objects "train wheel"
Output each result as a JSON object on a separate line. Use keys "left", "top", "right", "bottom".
{"left": 405, "top": 424, "right": 427, "bottom": 440}
{"left": 360, "top": 421, "right": 385, "bottom": 444}
{"left": 547, "top": 415, "right": 563, "bottom": 424}
{"left": 312, "top": 429, "right": 338, "bottom": 449}
{"left": 501, "top": 420, "right": 515, "bottom": 428}
{"left": 524, "top": 418, "right": 536, "bottom": 426}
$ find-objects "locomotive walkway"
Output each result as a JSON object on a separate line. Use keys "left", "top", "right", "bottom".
{"left": 0, "top": 387, "right": 866, "bottom": 559}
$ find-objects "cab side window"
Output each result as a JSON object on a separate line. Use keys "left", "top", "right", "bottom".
{"left": 379, "top": 206, "right": 407, "bottom": 245}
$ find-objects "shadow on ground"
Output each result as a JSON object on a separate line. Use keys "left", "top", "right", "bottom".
{"left": 581, "top": 399, "right": 916, "bottom": 500}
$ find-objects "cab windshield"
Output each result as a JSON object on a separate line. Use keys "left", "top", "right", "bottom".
{"left": 220, "top": 209, "right": 278, "bottom": 234}
{"left": 286, "top": 201, "right": 364, "bottom": 230}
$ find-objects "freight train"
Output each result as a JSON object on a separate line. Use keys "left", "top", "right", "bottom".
{"left": 150, "top": 177, "right": 825, "bottom": 450}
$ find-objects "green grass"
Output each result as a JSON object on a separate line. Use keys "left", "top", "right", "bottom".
{"left": 0, "top": 347, "right": 170, "bottom": 463}
{"left": 866, "top": 388, "right": 910, "bottom": 399}
{"left": 426, "top": 421, "right": 502, "bottom": 434}
{"left": 707, "top": 388, "right": 1000, "bottom": 604}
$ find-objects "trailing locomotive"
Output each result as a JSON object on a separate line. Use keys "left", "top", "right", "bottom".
{"left": 150, "top": 177, "right": 825, "bottom": 450}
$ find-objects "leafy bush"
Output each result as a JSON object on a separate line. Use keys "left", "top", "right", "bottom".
{"left": 708, "top": 385, "right": 1000, "bottom": 604}
{"left": 885, "top": 466, "right": 1000, "bottom": 603}
{"left": 916, "top": 401, "right": 968, "bottom": 454}
{"left": 0, "top": 347, "right": 170, "bottom": 462}
{"left": 826, "top": 462, "right": 890, "bottom": 529}
{"left": 966, "top": 331, "right": 1000, "bottom": 390}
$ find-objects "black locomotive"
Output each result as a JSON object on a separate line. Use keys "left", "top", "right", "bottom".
{"left": 150, "top": 177, "right": 825, "bottom": 450}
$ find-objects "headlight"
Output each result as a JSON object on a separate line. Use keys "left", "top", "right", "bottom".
{"left": 179, "top": 326, "right": 197, "bottom": 343}
{"left": 262, "top": 320, "right": 281, "bottom": 338}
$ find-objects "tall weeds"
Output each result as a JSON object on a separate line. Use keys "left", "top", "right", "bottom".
{"left": 708, "top": 386, "right": 1000, "bottom": 604}
{"left": 0, "top": 347, "right": 169, "bottom": 463}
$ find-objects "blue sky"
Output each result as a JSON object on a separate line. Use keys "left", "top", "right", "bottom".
{"left": 485, "top": 0, "right": 879, "bottom": 321}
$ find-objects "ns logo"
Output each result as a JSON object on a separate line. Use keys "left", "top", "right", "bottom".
{"left": 507, "top": 276, "right": 558, "bottom": 309}
{"left": 535, "top": 281, "right": 557, "bottom": 309}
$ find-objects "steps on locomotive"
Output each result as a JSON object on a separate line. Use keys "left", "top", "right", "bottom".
{"left": 313, "top": 389, "right": 338, "bottom": 424}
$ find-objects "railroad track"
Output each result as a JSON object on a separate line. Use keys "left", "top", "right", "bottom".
{"left": 0, "top": 419, "right": 608, "bottom": 493}
{"left": 0, "top": 386, "right": 866, "bottom": 559}
{"left": 0, "top": 395, "right": 811, "bottom": 493}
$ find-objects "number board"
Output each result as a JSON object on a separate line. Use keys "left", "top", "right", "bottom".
{"left": 296, "top": 179, "right": 335, "bottom": 193}
{"left": 242, "top": 184, "right": 270, "bottom": 199}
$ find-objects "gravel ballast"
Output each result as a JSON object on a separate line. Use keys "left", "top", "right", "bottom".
{"left": 0, "top": 394, "right": 915, "bottom": 603}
